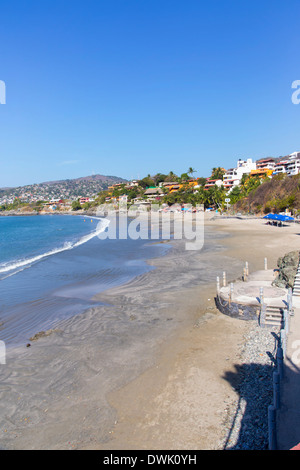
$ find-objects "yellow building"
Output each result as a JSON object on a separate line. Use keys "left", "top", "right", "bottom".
{"left": 250, "top": 168, "right": 273, "bottom": 178}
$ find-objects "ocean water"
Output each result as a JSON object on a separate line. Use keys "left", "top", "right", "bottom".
{"left": 0, "top": 215, "right": 168, "bottom": 347}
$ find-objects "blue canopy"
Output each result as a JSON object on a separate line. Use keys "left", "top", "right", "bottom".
{"left": 279, "top": 214, "right": 295, "bottom": 221}
{"left": 263, "top": 213, "right": 294, "bottom": 222}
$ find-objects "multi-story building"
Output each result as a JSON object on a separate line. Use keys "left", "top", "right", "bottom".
{"left": 204, "top": 179, "right": 224, "bottom": 190}
{"left": 273, "top": 159, "right": 289, "bottom": 175}
{"left": 286, "top": 155, "right": 300, "bottom": 176}
{"left": 222, "top": 158, "right": 256, "bottom": 191}
{"left": 273, "top": 152, "right": 300, "bottom": 176}
{"left": 289, "top": 151, "right": 300, "bottom": 160}
{"left": 256, "top": 157, "right": 276, "bottom": 171}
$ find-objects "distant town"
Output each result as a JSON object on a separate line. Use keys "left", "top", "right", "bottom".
{"left": 1, "top": 151, "right": 300, "bottom": 214}
{"left": 0, "top": 174, "right": 127, "bottom": 212}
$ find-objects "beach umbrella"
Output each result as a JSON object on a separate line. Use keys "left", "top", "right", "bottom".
{"left": 263, "top": 214, "right": 278, "bottom": 220}
{"left": 278, "top": 214, "right": 294, "bottom": 221}
{"left": 263, "top": 213, "right": 294, "bottom": 222}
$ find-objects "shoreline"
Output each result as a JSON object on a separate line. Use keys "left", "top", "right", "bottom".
{"left": 0, "top": 214, "right": 299, "bottom": 449}
{"left": 0, "top": 214, "right": 238, "bottom": 449}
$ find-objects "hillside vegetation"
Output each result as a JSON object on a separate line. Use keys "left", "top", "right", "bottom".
{"left": 235, "top": 173, "right": 300, "bottom": 214}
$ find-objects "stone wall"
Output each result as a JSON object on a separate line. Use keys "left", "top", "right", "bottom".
{"left": 272, "top": 251, "right": 300, "bottom": 289}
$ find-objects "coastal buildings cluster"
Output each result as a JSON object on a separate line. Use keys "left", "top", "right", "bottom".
{"left": 1, "top": 151, "right": 300, "bottom": 212}
{"left": 205, "top": 151, "right": 300, "bottom": 192}
{"left": 0, "top": 175, "right": 124, "bottom": 210}
{"left": 104, "top": 151, "right": 300, "bottom": 206}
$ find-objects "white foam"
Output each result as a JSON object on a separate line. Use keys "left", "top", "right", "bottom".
{"left": 0, "top": 217, "right": 110, "bottom": 276}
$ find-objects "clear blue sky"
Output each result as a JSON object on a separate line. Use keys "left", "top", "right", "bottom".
{"left": 0, "top": 0, "right": 300, "bottom": 187}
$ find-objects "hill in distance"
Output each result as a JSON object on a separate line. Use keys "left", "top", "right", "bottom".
{"left": 0, "top": 174, "right": 128, "bottom": 202}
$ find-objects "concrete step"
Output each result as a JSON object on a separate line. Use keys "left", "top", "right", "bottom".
{"left": 265, "top": 320, "right": 283, "bottom": 326}
{"left": 266, "top": 313, "right": 283, "bottom": 319}
{"left": 264, "top": 320, "right": 284, "bottom": 328}
{"left": 265, "top": 307, "right": 283, "bottom": 314}
{"left": 261, "top": 306, "right": 284, "bottom": 327}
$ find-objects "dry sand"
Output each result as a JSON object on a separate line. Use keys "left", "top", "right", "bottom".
{"left": 87, "top": 215, "right": 300, "bottom": 450}
{"left": 1, "top": 214, "right": 299, "bottom": 450}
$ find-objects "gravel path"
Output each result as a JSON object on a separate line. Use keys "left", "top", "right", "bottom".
{"left": 217, "top": 322, "right": 279, "bottom": 450}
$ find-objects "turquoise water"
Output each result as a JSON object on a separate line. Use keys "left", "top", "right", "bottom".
{"left": 0, "top": 215, "right": 108, "bottom": 277}
{"left": 0, "top": 215, "right": 168, "bottom": 346}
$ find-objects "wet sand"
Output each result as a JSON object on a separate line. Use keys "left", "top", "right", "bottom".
{"left": 0, "top": 214, "right": 299, "bottom": 449}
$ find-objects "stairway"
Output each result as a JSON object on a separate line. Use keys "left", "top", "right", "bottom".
{"left": 293, "top": 262, "right": 300, "bottom": 297}
{"left": 260, "top": 305, "right": 284, "bottom": 328}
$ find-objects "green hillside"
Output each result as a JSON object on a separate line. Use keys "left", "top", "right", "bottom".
{"left": 235, "top": 173, "right": 300, "bottom": 215}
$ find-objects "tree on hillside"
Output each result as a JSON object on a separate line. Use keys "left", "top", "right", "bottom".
{"left": 165, "top": 171, "right": 178, "bottom": 182}
{"left": 71, "top": 200, "right": 81, "bottom": 211}
{"left": 206, "top": 185, "right": 226, "bottom": 209}
{"left": 138, "top": 176, "right": 155, "bottom": 189}
{"left": 188, "top": 167, "right": 196, "bottom": 178}
{"left": 211, "top": 167, "right": 225, "bottom": 180}
{"left": 228, "top": 186, "right": 242, "bottom": 204}
{"left": 153, "top": 173, "right": 167, "bottom": 185}
{"left": 240, "top": 174, "right": 261, "bottom": 196}
{"left": 180, "top": 172, "right": 189, "bottom": 182}
{"left": 197, "top": 177, "right": 207, "bottom": 187}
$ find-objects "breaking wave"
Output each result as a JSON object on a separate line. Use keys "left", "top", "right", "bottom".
{"left": 0, "top": 216, "right": 110, "bottom": 278}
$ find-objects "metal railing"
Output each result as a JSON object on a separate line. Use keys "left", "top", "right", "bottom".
{"left": 268, "top": 306, "right": 291, "bottom": 450}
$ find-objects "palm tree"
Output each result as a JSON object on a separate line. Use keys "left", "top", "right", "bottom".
{"left": 188, "top": 167, "right": 196, "bottom": 178}
{"left": 166, "top": 171, "right": 178, "bottom": 182}
{"left": 211, "top": 167, "right": 225, "bottom": 180}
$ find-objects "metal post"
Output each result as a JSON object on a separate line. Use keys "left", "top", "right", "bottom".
{"left": 260, "top": 287, "right": 264, "bottom": 305}
{"left": 229, "top": 282, "right": 234, "bottom": 305}
{"left": 277, "top": 347, "right": 284, "bottom": 380}
{"left": 245, "top": 261, "right": 249, "bottom": 276}
{"left": 264, "top": 257, "right": 268, "bottom": 270}
{"left": 216, "top": 276, "right": 220, "bottom": 294}
{"left": 223, "top": 271, "right": 227, "bottom": 287}
{"left": 281, "top": 329, "right": 287, "bottom": 358}
{"left": 243, "top": 267, "right": 246, "bottom": 281}
{"left": 260, "top": 303, "right": 266, "bottom": 328}
{"left": 287, "top": 288, "right": 293, "bottom": 313}
{"left": 273, "top": 371, "right": 280, "bottom": 409}
{"left": 268, "top": 405, "right": 277, "bottom": 450}
{"left": 284, "top": 309, "right": 289, "bottom": 334}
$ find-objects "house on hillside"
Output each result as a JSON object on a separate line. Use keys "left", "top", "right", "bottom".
{"left": 273, "top": 158, "right": 289, "bottom": 176}
{"left": 273, "top": 152, "right": 300, "bottom": 177}
{"left": 256, "top": 158, "right": 276, "bottom": 171}
{"left": 222, "top": 158, "right": 256, "bottom": 191}
{"left": 144, "top": 187, "right": 164, "bottom": 201}
{"left": 250, "top": 168, "right": 273, "bottom": 178}
{"left": 204, "top": 179, "right": 223, "bottom": 190}
{"left": 79, "top": 197, "right": 90, "bottom": 204}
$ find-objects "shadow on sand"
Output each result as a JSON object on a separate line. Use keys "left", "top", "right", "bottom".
{"left": 221, "top": 331, "right": 279, "bottom": 450}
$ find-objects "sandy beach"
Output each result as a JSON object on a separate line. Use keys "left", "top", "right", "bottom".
{"left": 0, "top": 213, "right": 299, "bottom": 450}
{"left": 88, "top": 214, "right": 300, "bottom": 451}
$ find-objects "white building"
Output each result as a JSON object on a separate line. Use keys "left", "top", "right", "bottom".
{"left": 289, "top": 151, "right": 300, "bottom": 159}
{"left": 256, "top": 158, "right": 276, "bottom": 171}
{"left": 273, "top": 159, "right": 289, "bottom": 175}
{"left": 223, "top": 158, "right": 256, "bottom": 191}
{"left": 273, "top": 152, "right": 300, "bottom": 176}
{"left": 286, "top": 156, "right": 300, "bottom": 176}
